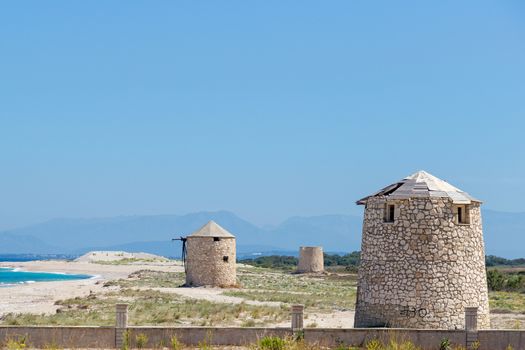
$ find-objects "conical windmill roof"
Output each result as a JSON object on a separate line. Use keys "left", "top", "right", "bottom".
{"left": 356, "top": 170, "right": 480, "bottom": 205}
{"left": 188, "top": 220, "right": 235, "bottom": 238}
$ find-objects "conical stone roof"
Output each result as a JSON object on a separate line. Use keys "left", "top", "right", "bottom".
{"left": 188, "top": 220, "right": 235, "bottom": 238}
{"left": 356, "top": 170, "right": 480, "bottom": 205}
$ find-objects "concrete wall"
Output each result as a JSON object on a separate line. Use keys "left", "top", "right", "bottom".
{"left": 0, "top": 327, "right": 114, "bottom": 348}
{"left": 305, "top": 328, "right": 466, "bottom": 349}
{"left": 186, "top": 236, "right": 236, "bottom": 287}
{"left": 356, "top": 197, "right": 490, "bottom": 329}
{"left": 127, "top": 327, "right": 292, "bottom": 347}
{"left": 1, "top": 326, "right": 524, "bottom": 349}
{"left": 479, "top": 330, "right": 525, "bottom": 350}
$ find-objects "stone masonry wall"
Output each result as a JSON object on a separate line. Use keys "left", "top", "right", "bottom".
{"left": 354, "top": 197, "right": 490, "bottom": 329}
{"left": 297, "top": 246, "right": 324, "bottom": 273}
{"left": 186, "top": 237, "right": 236, "bottom": 287}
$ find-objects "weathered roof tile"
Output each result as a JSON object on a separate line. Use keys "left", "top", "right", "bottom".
{"left": 356, "top": 170, "right": 480, "bottom": 205}
{"left": 188, "top": 221, "right": 235, "bottom": 238}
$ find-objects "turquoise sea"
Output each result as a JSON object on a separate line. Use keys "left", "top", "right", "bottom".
{"left": 0, "top": 267, "right": 92, "bottom": 286}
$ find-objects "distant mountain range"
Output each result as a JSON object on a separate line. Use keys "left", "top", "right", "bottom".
{"left": 0, "top": 209, "right": 523, "bottom": 258}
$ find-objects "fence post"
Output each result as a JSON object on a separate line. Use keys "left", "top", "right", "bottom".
{"left": 115, "top": 303, "right": 129, "bottom": 349}
{"left": 291, "top": 304, "right": 304, "bottom": 336}
{"left": 465, "top": 306, "right": 478, "bottom": 348}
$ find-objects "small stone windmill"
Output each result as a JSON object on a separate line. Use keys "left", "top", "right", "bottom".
{"left": 176, "top": 221, "right": 237, "bottom": 287}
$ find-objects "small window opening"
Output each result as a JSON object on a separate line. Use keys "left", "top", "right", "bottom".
{"left": 457, "top": 205, "right": 470, "bottom": 224}
{"left": 223, "top": 256, "right": 229, "bottom": 262}
{"left": 213, "top": 237, "right": 221, "bottom": 242}
{"left": 385, "top": 204, "right": 395, "bottom": 223}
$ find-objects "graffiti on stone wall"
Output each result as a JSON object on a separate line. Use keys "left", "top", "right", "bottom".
{"left": 400, "top": 306, "right": 427, "bottom": 318}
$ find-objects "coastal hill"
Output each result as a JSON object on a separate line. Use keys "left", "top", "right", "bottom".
{"left": 0, "top": 209, "right": 524, "bottom": 258}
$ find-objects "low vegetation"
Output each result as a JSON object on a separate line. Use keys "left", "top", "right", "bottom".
{"left": 241, "top": 256, "right": 299, "bottom": 270}
{"left": 103, "top": 269, "right": 186, "bottom": 288}
{"left": 2, "top": 254, "right": 525, "bottom": 330}
{"left": 240, "top": 252, "right": 361, "bottom": 272}
{"left": 0, "top": 333, "right": 518, "bottom": 350}
{"left": 94, "top": 258, "right": 170, "bottom": 265}
{"left": 489, "top": 291, "right": 525, "bottom": 313}
{"left": 135, "top": 333, "right": 148, "bottom": 349}
{"left": 485, "top": 255, "right": 525, "bottom": 267}
{"left": 252, "top": 335, "right": 455, "bottom": 350}
{"left": 228, "top": 267, "right": 357, "bottom": 311}
{"left": 486, "top": 267, "right": 525, "bottom": 320}
{"left": 243, "top": 252, "right": 524, "bottom": 272}
{"left": 3, "top": 335, "right": 28, "bottom": 350}
{"left": 487, "top": 269, "right": 525, "bottom": 292}
{"left": 0, "top": 286, "right": 288, "bottom": 327}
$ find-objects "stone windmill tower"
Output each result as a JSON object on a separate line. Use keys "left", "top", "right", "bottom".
{"left": 354, "top": 170, "right": 490, "bottom": 329}
{"left": 185, "top": 221, "right": 237, "bottom": 287}
{"left": 297, "top": 246, "right": 324, "bottom": 273}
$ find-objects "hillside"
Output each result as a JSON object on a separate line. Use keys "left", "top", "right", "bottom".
{"left": 0, "top": 209, "right": 524, "bottom": 258}
{"left": 0, "top": 211, "right": 361, "bottom": 255}
{"left": 0, "top": 233, "right": 60, "bottom": 255}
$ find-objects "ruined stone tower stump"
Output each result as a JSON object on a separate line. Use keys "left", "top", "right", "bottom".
{"left": 297, "top": 246, "right": 324, "bottom": 273}
{"left": 185, "top": 221, "right": 236, "bottom": 287}
{"left": 354, "top": 171, "right": 490, "bottom": 329}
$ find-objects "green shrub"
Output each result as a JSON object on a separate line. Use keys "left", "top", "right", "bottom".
{"left": 488, "top": 270, "right": 507, "bottom": 291}
{"left": 470, "top": 340, "right": 480, "bottom": 350}
{"left": 136, "top": 333, "right": 148, "bottom": 349}
{"left": 333, "top": 344, "right": 349, "bottom": 350}
{"left": 487, "top": 269, "right": 525, "bottom": 292}
{"left": 439, "top": 338, "right": 451, "bottom": 350}
{"left": 198, "top": 331, "right": 213, "bottom": 350}
{"left": 258, "top": 336, "right": 287, "bottom": 350}
{"left": 390, "top": 340, "right": 420, "bottom": 350}
{"left": 121, "top": 330, "right": 130, "bottom": 350}
{"left": 170, "top": 335, "right": 182, "bottom": 350}
{"left": 43, "top": 342, "right": 61, "bottom": 350}
{"left": 242, "top": 319, "right": 256, "bottom": 327}
{"left": 5, "top": 336, "right": 28, "bottom": 350}
{"left": 365, "top": 339, "right": 383, "bottom": 350}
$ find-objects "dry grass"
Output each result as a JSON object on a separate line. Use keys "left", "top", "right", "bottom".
{"left": 103, "top": 269, "right": 186, "bottom": 288}
{"left": 0, "top": 287, "right": 288, "bottom": 327}
{"left": 225, "top": 267, "right": 357, "bottom": 311}
{"left": 489, "top": 291, "right": 525, "bottom": 313}
{"left": 2, "top": 264, "right": 525, "bottom": 330}
{"left": 94, "top": 258, "right": 170, "bottom": 265}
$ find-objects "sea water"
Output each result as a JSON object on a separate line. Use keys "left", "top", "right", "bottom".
{"left": 0, "top": 267, "right": 91, "bottom": 286}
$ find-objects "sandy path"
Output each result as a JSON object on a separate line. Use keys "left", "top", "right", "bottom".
{"left": 138, "top": 286, "right": 283, "bottom": 307}
{"left": 139, "top": 286, "right": 356, "bottom": 328}
{"left": 490, "top": 312, "right": 525, "bottom": 329}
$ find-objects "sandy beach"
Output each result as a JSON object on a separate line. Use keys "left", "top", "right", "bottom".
{"left": 0, "top": 260, "right": 183, "bottom": 315}
{"left": 0, "top": 259, "right": 357, "bottom": 328}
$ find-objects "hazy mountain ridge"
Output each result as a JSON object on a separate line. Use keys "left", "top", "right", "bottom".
{"left": 0, "top": 209, "right": 523, "bottom": 258}
{"left": 0, "top": 233, "right": 60, "bottom": 254}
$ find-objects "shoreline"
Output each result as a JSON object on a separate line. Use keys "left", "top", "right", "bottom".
{"left": 0, "top": 264, "right": 95, "bottom": 288}
{"left": 0, "top": 259, "right": 182, "bottom": 316}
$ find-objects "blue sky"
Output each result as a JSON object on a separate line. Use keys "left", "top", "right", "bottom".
{"left": 1, "top": 1, "right": 525, "bottom": 230}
